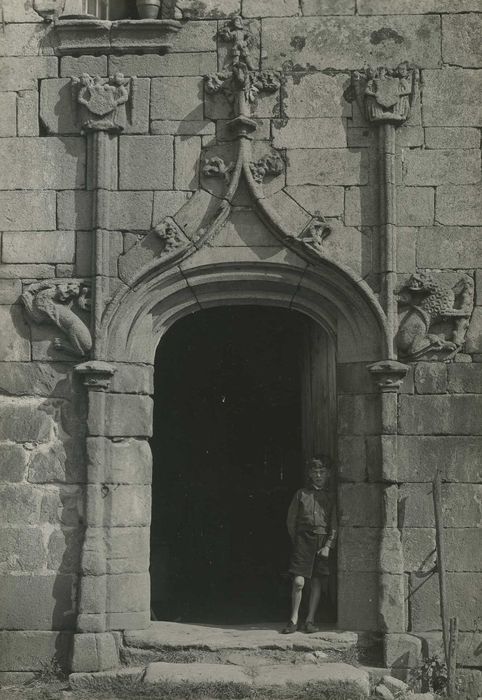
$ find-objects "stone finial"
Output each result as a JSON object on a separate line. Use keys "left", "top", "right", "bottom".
{"left": 369, "top": 360, "right": 409, "bottom": 391}
{"left": 21, "top": 281, "right": 92, "bottom": 357}
{"left": 396, "top": 273, "right": 475, "bottom": 362}
{"left": 72, "top": 73, "right": 131, "bottom": 134}
{"left": 352, "top": 62, "right": 419, "bottom": 125}
{"left": 74, "top": 361, "right": 116, "bottom": 390}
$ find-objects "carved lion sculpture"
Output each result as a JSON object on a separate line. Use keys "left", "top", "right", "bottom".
{"left": 396, "top": 273, "right": 474, "bottom": 361}
{"left": 21, "top": 281, "right": 92, "bottom": 357}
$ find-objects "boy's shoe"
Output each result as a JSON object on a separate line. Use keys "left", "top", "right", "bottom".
{"left": 303, "top": 621, "right": 319, "bottom": 634}
{"left": 281, "top": 621, "right": 297, "bottom": 634}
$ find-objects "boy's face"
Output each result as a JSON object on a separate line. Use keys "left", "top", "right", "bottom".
{"left": 308, "top": 463, "right": 330, "bottom": 489}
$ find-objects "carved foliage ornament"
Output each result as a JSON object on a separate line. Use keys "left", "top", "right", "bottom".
{"left": 352, "top": 62, "right": 419, "bottom": 124}
{"left": 396, "top": 273, "right": 474, "bottom": 362}
{"left": 21, "top": 281, "right": 92, "bottom": 357}
{"left": 72, "top": 73, "right": 131, "bottom": 133}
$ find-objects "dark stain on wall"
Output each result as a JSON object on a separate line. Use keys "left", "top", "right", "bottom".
{"left": 370, "top": 27, "right": 405, "bottom": 45}
{"left": 290, "top": 36, "right": 307, "bottom": 50}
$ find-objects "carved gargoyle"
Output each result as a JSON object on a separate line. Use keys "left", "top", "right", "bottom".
{"left": 396, "top": 273, "right": 474, "bottom": 361}
{"left": 21, "top": 281, "right": 92, "bottom": 357}
{"left": 352, "top": 62, "right": 419, "bottom": 124}
{"left": 71, "top": 73, "right": 131, "bottom": 133}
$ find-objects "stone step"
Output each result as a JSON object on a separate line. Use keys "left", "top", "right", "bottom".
{"left": 70, "top": 661, "right": 371, "bottom": 698}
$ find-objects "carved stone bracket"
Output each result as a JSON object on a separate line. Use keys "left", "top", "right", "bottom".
{"left": 352, "top": 62, "right": 419, "bottom": 125}
{"left": 202, "top": 157, "right": 235, "bottom": 183}
{"left": 154, "top": 218, "right": 189, "bottom": 255}
{"left": 369, "top": 359, "right": 409, "bottom": 392}
{"left": 72, "top": 73, "right": 131, "bottom": 133}
{"left": 74, "top": 360, "right": 116, "bottom": 390}
{"left": 21, "top": 281, "right": 92, "bottom": 358}
{"left": 249, "top": 153, "right": 284, "bottom": 183}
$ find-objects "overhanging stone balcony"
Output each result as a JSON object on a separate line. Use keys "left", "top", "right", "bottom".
{"left": 54, "top": 18, "right": 182, "bottom": 55}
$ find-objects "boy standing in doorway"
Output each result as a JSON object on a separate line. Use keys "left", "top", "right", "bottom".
{"left": 282, "top": 456, "right": 337, "bottom": 634}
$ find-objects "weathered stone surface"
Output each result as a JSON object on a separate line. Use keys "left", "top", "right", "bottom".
{"left": 88, "top": 393, "right": 153, "bottom": 438}
{"left": 338, "top": 395, "right": 380, "bottom": 435}
{"left": 359, "top": 0, "right": 482, "bottom": 12}
{"left": 285, "top": 185, "right": 344, "bottom": 217}
{"left": 124, "top": 78, "right": 150, "bottom": 136}
{"left": 410, "top": 571, "right": 482, "bottom": 631}
{"left": 244, "top": 0, "right": 299, "bottom": 15}
{"left": 86, "top": 438, "right": 152, "bottom": 484}
{"left": 302, "top": 0, "right": 355, "bottom": 14}
{"left": 168, "top": 20, "right": 217, "bottom": 53}
{"left": 151, "top": 120, "right": 215, "bottom": 136}
{"left": 420, "top": 631, "right": 482, "bottom": 669}
{"left": 422, "top": 69, "right": 482, "bottom": 126}
{"left": 466, "top": 307, "right": 482, "bottom": 353}
{"left": 264, "top": 190, "right": 311, "bottom": 234}
{"left": 2, "top": 231, "right": 75, "bottom": 264}
{"left": 287, "top": 149, "right": 368, "bottom": 186}
{"left": 448, "top": 364, "right": 482, "bottom": 393}
{"left": 0, "top": 398, "right": 55, "bottom": 443}
{"left": 47, "top": 528, "right": 82, "bottom": 572}
{"left": 174, "top": 136, "right": 201, "bottom": 190}
{"left": 442, "top": 13, "right": 482, "bottom": 67}
{"left": 273, "top": 118, "right": 346, "bottom": 149}
{"left": 2, "top": 0, "right": 44, "bottom": 22}
{"left": 70, "top": 666, "right": 143, "bottom": 690}
{"left": 0, "top": 191, "right": 56, "bottom": 231}
{"left": 213, "top": 211, "right": 278, "bottom": 247}
{"left": 40, "top": 485, "right": 83, "bottom": 527}
{"left": 0, "top": 57, "right": 57, "bottom": 91}
{"left": 0, "top": 527, "right": 46, "bottom": 572}
{"left": 345, "top": 186, "right": 378, "bottom": 226}
{"left": 0, "top": 573, "right": 75, "bottom": 629}
{"left": 425, "top": 127, "right": 480, "bottom": 149}
{"left": 176, "top": 0, "right": 240, "bottom": 18}
{"left": 263, "top": 16, "right": 441, "bottom": 71}
{"left": 107, "top": 527, "right": 149, "bottom": 575}
{"left": 17, "top": 89, "right": 39, "bottom": 136}
{"left": 283, "top": 73, "right": 351, "bottom": 118}
{"left": 60, "top": 55, "right": 107, "bottom": 77}
{"left": 106, "top": 610, "right": 150, "bottom": 630}
{"left": 403, "top": 528, "right": 482, "bottom": 573}
{"left": 404, "top": 150, "right": 480, "bottom": 186}
{"left": 0, "top": 362, "right": 72, "bottom": 398}
{"left": 110, "top": 52, "right": 216, "bottom": 77}
{"left": 40, "top": 78, "right": 76, "bottom": 134}
{"left": 151, "top": 77, "right": 203, "bottom": 121}
{"left": 338, "top": 572, "right": 378, "bottom": 631}
{"left": 338, "top": 436, "right": 366, "bottom": 482}
{"left": 0, "top": 306, "right": 30, "bottom": 362}
{"left": 106, "top": 573, "right": 150, "bottom": 613}
{"left": 0, "top": 263, "right": 56, "bottom": 279}
{"left": 71, "top": 632, "right": 119, "bottom": 674}
{"left": 384, "top": 633, "right": 421, "bottom": 669}
{"left": 436, "top": 184, "right": 482, "bottom": 226}
{"left": 57, "top": 191, "right": 92, "bottom": 230}
{"left": 0, "top": 138, "right": 85, "bottom": 190}
{"left": 397, "top": 187, "right": 434, "bottom": 226}
{"left": 417, "top": 226, "right": 482, "bottom": 268}
{"left": 108, "top": 191, "right": 153, "bottom": 231}
{"left": 399, "top": 395, "right": 482, "bottom": 435}
{"left": 0, "top": 444, "right": 28, "bottom": 482}
{"left": 0, "top": 631, "right": 72, "bottom": 672}
{"left": 338, "top": 527, "right": 379, "bottom": 572}
{"left": 399, "top": 484, "right": 482, "bottom": 528}
{"left": 0, "top": 22, "right": 53, "bottom": 57}
{"left": 395, "top": 436, "right": 482, "bottom": 482}
{"left": 119, "top": 136, "right": 173, "bottom": 191}
{"left": 0, "top": 92, "right": 16, "bottom": 137}
{"left": 414, "top": 363, "right": 447, "bottom": 394}
{"left": 339, "top": 484, "right": 381, "bottom": 527}
{"left": 153, "top": 191, "right": 193, "bottom": 224}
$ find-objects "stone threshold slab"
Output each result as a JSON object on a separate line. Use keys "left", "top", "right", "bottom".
{"left": 124, "top": 621, "right": 358, "bottom": 651}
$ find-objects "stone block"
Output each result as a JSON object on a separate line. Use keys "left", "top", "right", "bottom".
{"left": 417, "top": 226, "right": 482, "bottom": 268}
{"left": 71, "top": 632, "right": 118, "bottom": 673}
{"left": 106, "top": 610, "right": 150, "bottom": 630}
{"left": 0, "top": 527, "right": 46, "bottom": 571}
{"left": 338, "top": 436, "right": 366, "bottom": 482}
{"left": 106, "top": 573, "right": 150, "bottom": 613}
{"left": 174, "top": 136, "right": 201, "bottom": 190}
{"left": 339, "top": 484, "right": 381, "bottom": 526}
{"left": 47, "top": 528, "right": 82, "bottom": 572}
{"left": 337, "top": 572, "right": 378, "bottom": 630}
{"left": 410, "top": 572, "right": 482, "bottom": 631}
{"left": 420, "top": 631, "right": 482, "bottom": 669}
{"left": 272, "top": 118, "right": 346, "bottom": 149}
{"left": 151, "top": 120, "right": 215, "bottom": 136}
{"left": 264, "top": 190, "right": 311, "bottom": 233}
{"left": 423, "top": 68, "right": 482, "bottom": 127}
{"left": 359, "top": 0, "right": 482, "bottom": 11}
{"left": 176, "top": 0, "right": 239, "bottom": 18}
{"left": 396, "top": 436, "right": 482, "bottom": 482}
{"left": 0, "top": 397, "right": 55, "bottom": 443}
{"left": 123, "top": 78, "right": 149, "bottom": 135}
{"left": 404, "top": 150, "right": 480, "bottom": 186}
{"left": 243, "top": 0, "right": 299, "bottom": 15}
{"left": 0, "top": 191, "right": 56, "bottom": 231}
{"left": 263, "top": 16, "right": 441, "bottom": 71}
{"left": 2, "top": 231, "right": 75, "bottom": 264}
{"left": 40, "top": 78, "right": 76, "bottom": 135}
{"left": 107, "top": 527, "right": 149, "bottom": 574}
{"left": 283, "top": 73, "right": 351, "bottom": 118}
{"left": 442, "top": 14, "right": 482, "bottom": 67}
{"left": 401, "top": 529, "right": 436, "bottom": 575}
{"left": 213, "top": 210, "right": 277, "bottom": 247}
{"left": 414, "top": 363, "right": 447, "bottom": 394}
{"left": 57, "top": 190, "right": 92, "bottom": 230}
{"left": 109, "top": 191, "right": 153, "bottom": 231}
{"left": 60, "top": 55, "right": 107, "bottom": 77}
{"left": 119, "top": 136, "right": 173, "bottom": 191}
{"left": 169, "top": 20, "right": 217, "bottom": 53}
{"left": 438, "top": 184, "right": 481, "bottom": 226}
{"left": 0, "top": 361, "right": 72, "bottom": 398}
{"left": 284, "top": 185, "right": 344, "bottom": 217}
{"left": 338, "top": 527, "right": 379, "bottom": 572}
{"left": 466, "top": 307, "right": 482, "bottom": 353}
{"left": 110, "top": 364, "right": 153, "bottom": 395}
{"left": 302, "top": 0, "right": 355, "bottom": 13}
{"left": 399, "top": 483, "right": 482, "bottom": 528}
{"left": 0, "top": 92, "right": 16, "bottom": 136}
{"left": 110, "top": 52, "right": 217, "bottom": 77}
{"left": 0, "top": 631, "right": 72, "bottom": 672}
{"left": 0, "top": 443, "right": 28, "bottom": 482}
{"left": 448, "top": 364, "right": 482, "bottom": 393}
{"left": 317, "top": 223, "right": 366, "bottom": 276}
{"left": 16, "top": 90, "right": 39, "bottom": 136}
{"left": 338, "top": 394, "right": 380, "bottom": 435}
{"left": 0, "top": 574, "right": 75, "bottom": 630}
{"left": 425, "top": 127, "right": 480, "bottom": 150}
{"left": 0, "top": 23, "right": 52, "bottom": 57}
{"left": 0, "top": 57, "right": 57, "bottom": 92}
{"left": 397, "top": 187, "right": 434, "bottom": 226}
{"left": 384, "top": 634, "right": 421, "bottom": 669}
{"left": 88, "top": 393, "right": 153, "bottom": 438}
{"left": 345, "top": 185, "right": 378, "bottom": 226}
{"left": 153, "top": 191, "right": 193, "bottom": 224}
{"left": 40, "top": 485, "right": 83, "bottom": 527}
{"left": 0, "top": 304, "right": 29, "bottom": 362}
{"left": 86, "top": 437, "right": 152, "bottom": 484}
{"left": 2, "top": 0, "right": 44, "bottom": 22}
{"left": 0, "top": 137, "right": 85, "bottom": 190}
{"left": 287, "top": 149, "right": 367, "bottom": 186}
{"left": 0, "top": 263, "right": 55, "bottom": 278}
{"left": 151, "top": 77, "right": 203, "bottom": 121}
{"left": 399, "top": 394, "right": 482, "bottom": 435}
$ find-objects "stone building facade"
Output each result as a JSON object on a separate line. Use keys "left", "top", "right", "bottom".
{"left": 0, "top": 0, "right": 481, "bottom": 683}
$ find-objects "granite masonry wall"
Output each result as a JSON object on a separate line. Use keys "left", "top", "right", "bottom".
{"left": 0, "top": 0, "right": 481, "bottom": 681}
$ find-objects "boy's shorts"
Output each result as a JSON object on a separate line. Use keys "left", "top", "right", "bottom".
{"left": 289, "top": 531, "right": 330, "bottom": 579}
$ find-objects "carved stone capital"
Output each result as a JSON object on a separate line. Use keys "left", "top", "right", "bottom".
{"left": 71, "top": 73, "right": 131, "bottom": 134}
{"left": 352, "top": 62, "right": 419, "bottom": 125}
{"left": 74, "top": 361, "right": 116, "bottom": 390}
{"left": 369, "top": 360, "right": 409, "bottom": 392}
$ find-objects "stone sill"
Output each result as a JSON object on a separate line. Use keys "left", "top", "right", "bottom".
{"left": 54, "top": 18, "right": 182, "bottom": 56}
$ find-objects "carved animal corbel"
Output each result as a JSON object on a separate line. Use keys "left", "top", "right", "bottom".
{"left": 21, "top": 281, "right": 92, "bottom": 357}
{"left": 396, "top": 273, "right": 474, "bottom": 361}
{"left": 202, "top": 157, "right": 235, "bottom": 183}
{"left": 249, "top": 154, "right": 284, "bottom": 183}
{"left": 154, "top": 220, "right": 187, "bottom": 255}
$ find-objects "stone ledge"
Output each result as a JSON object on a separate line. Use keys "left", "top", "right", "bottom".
{"left": 54, "top": 19, "right": 181, "bottom": 56}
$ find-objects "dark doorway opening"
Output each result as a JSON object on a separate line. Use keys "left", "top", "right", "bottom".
{"left": 150, "top": 306, "right": 336, "bottom": 624}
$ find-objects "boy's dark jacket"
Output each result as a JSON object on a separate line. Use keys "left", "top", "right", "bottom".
{"left": 286, "top": 487, "right": 337, "bottom": 548}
